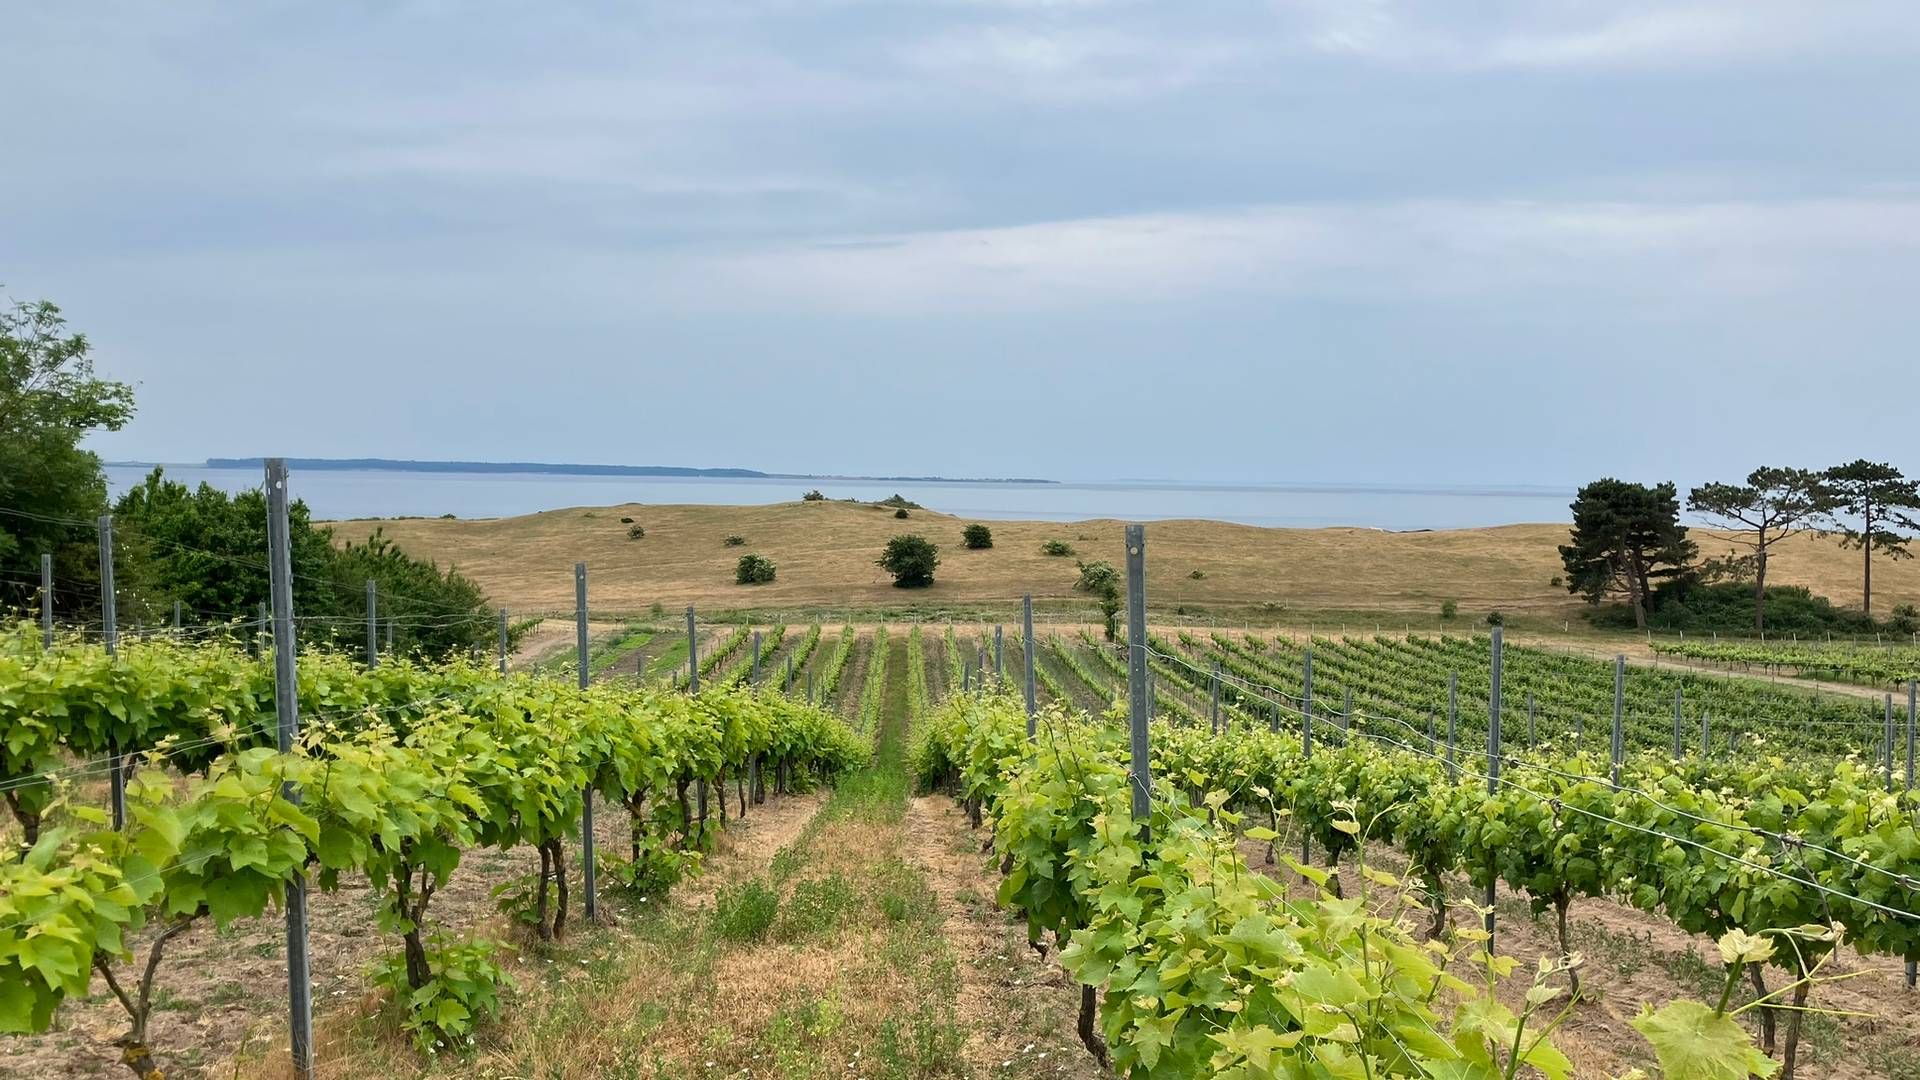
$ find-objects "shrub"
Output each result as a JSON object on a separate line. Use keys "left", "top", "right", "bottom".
{"left": 619, "top": 516, "right": 634, "bottom": 524}
{"left": 1892, "top": 604, "right": 1919, "bottom": 636}
{"left": 736, "top": 553, "right": 777, "bottom": 585}
{"left": 1549, "top": 576, "right": 1562, "bottom": 588}
{"left": 1041, "top": 539, "right": 1075, "bottom": 557}
{"left": 1440, "top": 599, "right": 1458, "bottom": 620}
{"left": 1076, "top": 560, "right": 1123, "bottom": 642}
{"left": 1188, "top": 569, "right": 1207, "bottom": 580}
{"left": 723, "top": 534, "right": 746, "bottom": 546}
{"left": 894, "top": 507, "right": 910, "bottom": 519}
{"left": 713, "top": 878, "right": 780, "bottom": 942}
{"left": 877, "top": 493, "right": 922, "bottom": 510}
{"left": 961, "top": 523, "right": 993, "bottom": 550}
{"left": 801, "top": 489, "right": 825, "bottom": 501}
{"left": 878, "top": 535, "right": 940, "bottom": 588}
{"left": 626, "top": 524, "right": 645, "bottom": 540}
{"left": 370, "top": 934, "right": 512, "bottom": 1053}
{"left": 1485, "top": 610, "right": 1505, "bottom": 627}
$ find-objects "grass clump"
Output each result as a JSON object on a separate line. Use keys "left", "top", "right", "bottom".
{"left": 1042, "top": 539, "right": 1074, "bottom": 557}
{"left": 712, "top": 878, "right": 780, "bottom": 942}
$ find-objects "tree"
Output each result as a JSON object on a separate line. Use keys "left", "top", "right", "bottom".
{"left": 0, "top": 297, "right": 134, "bottom": 617}
{"left": 1823, "top": 460, "right": 1920, "bottom": 615}
{"left": 113, "top": 468, "right": 500, "bottom": 660}
{"left": 1687, "top": 467, "right": 1833, "bottom": 632}
{"left": 877, "top": 535, "right": 939, "bottom": 588}
{"left": 1559, "top": 479, "right": 1697, "bottom": 630}
{"left": 1075, "top": 560, "right": 1122, "bottom": 642}
{"left": 962, "top": 524, "right": 993, "bottom": 550}
{"left": 735, "top": 553, "right": 777, "bottom": 585}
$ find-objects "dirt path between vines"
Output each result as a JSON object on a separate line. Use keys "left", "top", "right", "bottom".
{"left": 906, "top": 793, "right": 1108, "bottom": 1080}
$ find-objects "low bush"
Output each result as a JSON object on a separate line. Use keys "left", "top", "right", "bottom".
{"left": 1590, "top": 580, "right": 1886, "bottom": 633}
{"left": 370, "top": 934, "right": 512, "bottom": 1053}
{"left": 1188, "top": 569, "right": 1207, "bottom": 580}
{"left": 736, "top": 553, "right": 777, "bottom": 585}
{"left": 619, "top": 516, "right": 634, "bottom": 524}
{"left": 961, "top": 523, "right": 993, "bottom": 549}
{"left": 626, "top": 524, "right": 645, "bottom": 540}
{"left": 1440, "top": 599, "right": 1458, "bottom": 620}
{"left": 1041, "top": 539, "right": 1074, "bottom": 557}
{"left": 1486, "top": 610, "right": 1504, "bottom": 627}
{"left": 894, "top": 507, "right": 910, "bottom": 519}
{"left": 723, "top": 534, "right": 746, "bottom": 546}
{"left": 801, "top": 489, "right": 825, "bottom": 501}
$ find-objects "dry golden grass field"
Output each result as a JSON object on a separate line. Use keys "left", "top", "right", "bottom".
{"left": 334, "top": 499, "right": 1920, "bottom": 627}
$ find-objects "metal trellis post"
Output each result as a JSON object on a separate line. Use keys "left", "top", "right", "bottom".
{"left": 97, "top": 515, "right": 125, "bottom": 830}
{"left": 576, "top": 563, "right": 596, "bottom": 921}
{"left": 1487, "top": 626, "right": 1502, "bottom": 950}
{"left": 1125, "top": 525, "right": 1152, "bottom": 839}
{"left": 40, "top": 553, "right": 53, "bottom": 647}
{"left": 265, "top": 460, "right": 314, "bottom": 1080}
{"left": 1023, "top": 595, "right": 1037, "bottom": 736}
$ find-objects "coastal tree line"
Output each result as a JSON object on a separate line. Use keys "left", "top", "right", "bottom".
{"left": 1561, "top": 466, "right": 1920, "bottom": 632}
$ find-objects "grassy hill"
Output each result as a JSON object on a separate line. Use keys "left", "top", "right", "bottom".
{"left": 334, "top": 500, "right": 1920, "bottom": 628}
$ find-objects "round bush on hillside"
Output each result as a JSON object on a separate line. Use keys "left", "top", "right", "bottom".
{"left": 877, "top": 535, "right": 939, "bottom": 588}
{"left": 894, "top": 508, "right": 910, "bottom": 519}
{"left": 723, "top": 534, "right": 747, "bottom": 547}
{"left": 736, "top": 553, "right": 777, "bottom": 585}
{"left": 1041, "top": 539, "right": 1075, "bottom": 557}
{"left": 962, "top": 523, "right": 993, "bottom": 550}
{"left": 627, "top": 524, "right": 646, "bottom": 540}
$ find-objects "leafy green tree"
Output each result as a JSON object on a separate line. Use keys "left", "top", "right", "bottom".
{"left": 877, "top": 535, "right": 939, "bottom": 588}
{"left": 962, "top": 523, "right": 993, "bottom": 550}
{"left": 1823, "top": 460, "right": 1920, "bottom": 615}
{"left": 0, "top": 298, "right": 134, "bottom": 618}
{"left": 1075, "top": 560, "right": 1122, "bottom": 642}
{"left": 1559, "top": 479, "right": 1697, "bottom": 629}
{"left": 1687, "top": 467, "right": 1834, "bottom": 632}
{"left": 113, "top": 468, "right": 498, "bottom": 659}
{"left": 112, "top": 469, "right": 338, "bottom": 625}
{"left": 734, "top": 553, "right": 776, "bottom": 585}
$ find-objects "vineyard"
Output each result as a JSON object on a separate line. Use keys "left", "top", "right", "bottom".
{"left": 6, "top": 606, "right": 1920, "bottom": 1079}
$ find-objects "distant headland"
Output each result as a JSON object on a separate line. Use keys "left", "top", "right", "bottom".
{"left": 189, "top": 458, "right": 1057, "bottom": 485}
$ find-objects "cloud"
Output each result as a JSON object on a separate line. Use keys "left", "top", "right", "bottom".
{"left": 1291, "top": 0, "right": 1920, "bottom": 70}
{"left": 684, "top": 197, "right": 1920, "bottom": 312}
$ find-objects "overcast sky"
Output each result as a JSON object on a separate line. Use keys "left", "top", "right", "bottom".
{"left": 8, "top": 2, "right": 1918, "bottom": 486}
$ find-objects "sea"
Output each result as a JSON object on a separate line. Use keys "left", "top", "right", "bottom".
{"left": 104, "top": 465, "right": 1573, "bottom": 531}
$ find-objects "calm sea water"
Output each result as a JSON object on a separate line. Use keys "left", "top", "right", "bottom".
{"left": 106, "top": 465, "right": 1573, "bottom": 531}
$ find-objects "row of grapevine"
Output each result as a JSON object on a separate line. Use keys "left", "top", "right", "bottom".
{"left": 0, "top": 623, "right": 866, "bottom": 1070}
{"left": 719, "top": 623, "right": 786, "bottom": 686}
{"left": 855, "top": 625, "right": 890, "bottom": 731}
{"left": 915, "top": 693, "right": 1792, "bottom": 1079}
{"left": 1652, "top": 639, "right": 1920, "bottom": 687}
{"left": 815, "top": 624, "right": 859, "bottom": 704}
{"left": 1177, "top": 632, "right": 1900, "bottom": 763}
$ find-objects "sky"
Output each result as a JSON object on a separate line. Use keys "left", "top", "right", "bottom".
{"left": 7, "top": 1, "right": 1919, "bottom": 487}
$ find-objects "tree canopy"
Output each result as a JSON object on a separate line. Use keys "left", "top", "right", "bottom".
{"left": 1687, "top": 467, "right": 1833, "bottom": 632}
{"left": 1559, "top": 479, "right": 1696, "bottom": 629}
{"left": 1823, "top": 460, "right": 1920, "bottom": 615}
{"left": 877, "top": 534, "right": 939, "bottom": 588}
{"left": 0, "top": 298, "right": 134, "bottom": 616}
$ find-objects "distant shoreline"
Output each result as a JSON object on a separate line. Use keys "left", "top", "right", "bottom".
{"left": 111, "top": 458, "right": 1059, "bottom": 486}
